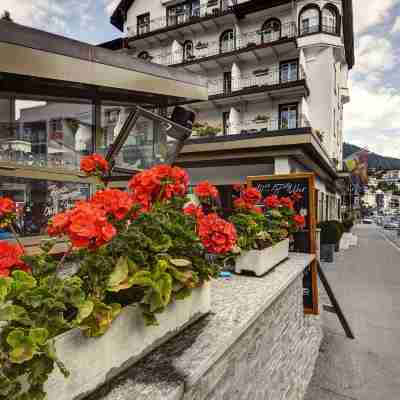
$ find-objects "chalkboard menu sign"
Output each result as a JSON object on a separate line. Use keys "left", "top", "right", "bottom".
{"left": 247, "top": 173, "right": 319, "bottom": 315}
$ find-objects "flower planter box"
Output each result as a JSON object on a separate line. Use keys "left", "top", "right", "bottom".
{"left": 45, "top": 284, "right": 211, "bottom": 400}
{"left": 235, "top": 239, "right": 289, "bottom": 277}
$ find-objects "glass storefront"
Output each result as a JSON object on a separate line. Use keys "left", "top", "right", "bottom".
{"left": 0, "top": 98, "right": 93, "bottom": 170}
{"left": 0, "top": 177, "right": 90, "bottom": 239}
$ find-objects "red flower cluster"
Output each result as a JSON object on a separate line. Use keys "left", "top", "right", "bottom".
{"left": 194, "top": 181, "right": 219, "bottom": 199}
{"left": 80, "top": 154, "right": 109, "bottom": 176}
{"left": 0, "top": 197, "right": 16, "bottom": 227}
{"left": 280, "top": 197, "right": 294, "bottom": 210}
{"left": 293, "top": 214, "right": 306, "bottom": 228}
{"left": 128, "top": 165, "right": 189, "bottom": 210}
{"left": 0, "top": 242, "right": 29, "bottom": 277}
{"left": 197, "top": 213, "right": 237, "bottom": 254}
{"left": 91, "top": 189, "right": 134, "bottom": 220}
{"left": 48, "top": 202, "right": 116, "bottom": 249}
{"left": 233, "top": 187, "right": 262, "bottom": 213}
{"left": 183, "top": 203, "right": 204, "bottom": 220}
{"left": 264, "top": 195, "right": 280, "bottom": 209}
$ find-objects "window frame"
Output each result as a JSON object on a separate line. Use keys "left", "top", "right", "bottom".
{"left": 279, "top": 59, "right": 299, "bottom": 83}
{"left": 261, "top": 18, "right": 282, "bottom": 43}
{"left": 219, "top": 29, "right": 236, "bottom": 53}
{"left": 136, "top": 12, "right": 150, "bottom": 36}
{"left": 279, "top": 102, "right": 299, "bottom": 130}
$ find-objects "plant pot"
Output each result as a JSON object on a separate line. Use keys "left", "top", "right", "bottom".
{"left": 320, "top": 243, "right": 335, "bottom": 262}
{"left": 235, "top": 239, "right": 289, "bottom": 277}
{"left": 45, "top": 284, "right": 211, "bottom": 400}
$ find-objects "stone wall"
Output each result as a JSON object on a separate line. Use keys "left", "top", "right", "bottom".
{"left": 184, "top": 278, "right": 322, "bottom": 400}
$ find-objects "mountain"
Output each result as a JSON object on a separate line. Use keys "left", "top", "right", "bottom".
{"left": 343, "top": 143, "right": 400, "bottom": 171}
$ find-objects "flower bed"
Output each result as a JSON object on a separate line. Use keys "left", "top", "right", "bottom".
{"left": 0, "top": 157, "right": 237, "bottom": 400}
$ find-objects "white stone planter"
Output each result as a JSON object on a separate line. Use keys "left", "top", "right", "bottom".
{"left": 45, "top": 284, "right": 211, "bottom": 400}
{"left": 235, "top": 239, "right": 289, "bottom": 277}
{"left": 349, "top": 233, "right": 358, "bottom": 246}
{"left": 339, "top": 236, "right": 350, "bottom": 250}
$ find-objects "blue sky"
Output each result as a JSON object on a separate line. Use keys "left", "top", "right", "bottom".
{"left": 2, "top": 0, "right": 400, "bottom": 158}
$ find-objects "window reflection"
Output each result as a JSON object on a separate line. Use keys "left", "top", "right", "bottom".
{"left": 0, "top": 178, "right": 90, "bottom": 239}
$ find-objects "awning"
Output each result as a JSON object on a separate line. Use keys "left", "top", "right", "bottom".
{"left": 0, "top": 20, "right": 208, "bottom": 104}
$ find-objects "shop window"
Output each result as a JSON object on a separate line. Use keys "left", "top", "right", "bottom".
{"left": 0, "top": 177, "right": 90, "bottom": 239}
{"left": 137, "top": 13, "right": 150, "bottom": 35}
{"left": 261, "top": 18, "right": 281, "bottom": 43}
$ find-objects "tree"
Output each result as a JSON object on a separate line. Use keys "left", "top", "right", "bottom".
{"left": 1, "top": 11, "right": 13, "bottom": 21}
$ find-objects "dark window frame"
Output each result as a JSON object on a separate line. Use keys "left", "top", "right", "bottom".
{"left": 183, "top": 40, "right": 194, "bottom": 61}
{"left": 321, "top": 3, "right": 341, "bottom": 35}
{"left": 137, "top": 12, "right": 150, "bottom": 36}
{"left": 279, "top": 58, "right": 299, "bottom": 83}
{"left": 298, "top": 4, "right": 321, "bottom": 36}
{"left": 261, "top": 18, "right": 282, "bottom": 43}
{"left": 219, "top": 29, "right": 236, "bottom": 53}
{"left": 222, "top": 111, "right": 230, "bottom": 136}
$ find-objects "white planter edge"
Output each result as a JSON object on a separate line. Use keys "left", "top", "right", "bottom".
{"left": 235, "top": 239, "right": 289, "bottom": 277}
{"left": 45, "top": 283, "right": 211, "bottom": 400}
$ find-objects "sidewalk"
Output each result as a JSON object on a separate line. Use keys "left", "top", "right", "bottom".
{"left": 305, "top": 225, "right": 400, "bottom": 400}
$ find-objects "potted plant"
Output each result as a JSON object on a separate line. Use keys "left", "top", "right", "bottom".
{"left": 318, "top": 220, "right": 341, "bottom": 262}
{"left": 0, "top": 158, "right": 237, "bottom": 400}
{"left": 231, "top": 186, "right": 305, "bottom": 276}
{"left": 192, "top": 122, "right": 222, "bottom": 137}
{"left": 254, "top": 114, "right": 270, "bottom": 124}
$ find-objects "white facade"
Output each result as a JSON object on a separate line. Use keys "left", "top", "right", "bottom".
{"left": 118, "top": 0, "right": 350, "bottom": 170}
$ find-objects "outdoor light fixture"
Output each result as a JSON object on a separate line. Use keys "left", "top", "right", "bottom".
{"left": 106, "top": 106, "right": 195, "bottom": 177}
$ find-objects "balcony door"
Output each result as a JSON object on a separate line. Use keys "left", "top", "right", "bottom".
{"left": 280, "top": 60, "right": 298, "bottom": 83}
{"left": 223, "top": 71, "right": 232, "bottom": 95}
{"left": 279, "top": 104, "right": 298, "bottom": 130}
{"left": 222, "top": 111, "right": 230, "bottom": 135}
{"left": 220, "top": 29, "right": 235, "bottom": 53}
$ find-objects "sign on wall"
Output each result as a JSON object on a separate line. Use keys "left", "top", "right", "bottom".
{"left": 247, "top": 173, "right": 319, "bottom": 315}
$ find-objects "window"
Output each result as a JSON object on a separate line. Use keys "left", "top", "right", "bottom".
{"left": 167, "top": 3, "right": 189, "bottom": 26}
{"left": 220, "top": 29, "right": 235, "bottom": 53}
{"left": 322, "top": 6, "right": 338, "bottom": 34}
{"left": 279, "top": 104, "right": 298, "bottom": 130}
{"left": 183, "top": 40, "right": 194, "bottom": 61}
{"left": 223, "top": 71, "right": 232, "bottom": 95}
{"left": 261, "top": 18, "right": 281, "bottom": 43}
{"left": 280, "top": 60, "right": 298, "bottom": 82}
{"left": 299, "top": 5, "right": 320, "bottom": 35}
{"left": 222, "top": 111, "right": 230, "bottom": 135}
{"left": 137, "top": 13, "right": 150, "bottom": 36}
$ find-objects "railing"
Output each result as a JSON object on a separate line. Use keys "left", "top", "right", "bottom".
{"left": 191, "top": 116, "right": 310, "bottom": 139}
{"left": 127, "top": 0, "right": 232, "bottom": 38}
{"left": 207, "top": 66, "right": 305, "bottom": 96}
{"left": 152, "top": 22, "right": 296, "bottom": 66}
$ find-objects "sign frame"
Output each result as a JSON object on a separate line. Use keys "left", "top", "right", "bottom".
{"left": 247, "top": 173, "right": 319, "bottom": 315}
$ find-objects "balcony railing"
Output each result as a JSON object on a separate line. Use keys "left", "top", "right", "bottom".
{"left": 127, "top": 0, "right": 232, "bottom": 39}
{"left": 191, "top": 115, "right": 310, "bottom": 139}
{"left": 152, "top": 22, "right": 296, "bottom": 66}
{"left": 207, "top": 66, "right": 305, "bottom": 97}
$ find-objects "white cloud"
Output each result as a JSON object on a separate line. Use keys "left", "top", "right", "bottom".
{"left": 392, "top": 16, "right": 400, "bottom": 33}
{"left": 104, "top": 0, "right": 120, "bottom": 16}
{"left": 353, "top": 0, "right": 400, "bottom": 33}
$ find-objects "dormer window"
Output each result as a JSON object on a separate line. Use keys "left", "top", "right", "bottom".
{"left": 137, "top": 13, "right": 150, "bottom": 36}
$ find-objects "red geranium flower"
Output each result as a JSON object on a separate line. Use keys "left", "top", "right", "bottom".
{"left": 280, "top": 197, "right": 294, "bottom": 210}
{"left": 265, "top": 195, "right": 280, "bottom": 209}
{"left": 197, "top": 213, "right": 237, "bottom": 254}
{"left": 0, "top": 197, "right": 16, "bottom": 217}
{"left": 233, "top": 183, "right": 244, "bottom": 192}
{"left": 292, "top": 192, "right": 303, "bottom": 203}
{"left": 91, "top": 189, "right": 135, "bottom": 220}
{"left": 293, "top": 214, "right": 306, "bottom": 228}
{"left": 80, "top": 154, "right": 109, "bottom": 176}
{"left": 241, "top": 187, "right": 262, "bottom": 206}
{"left": 47, "top": 211, "right": 70, "bottom": 236}
{"left": 183, "top": 203, "right": 204, "bottom": 220}
{"left": 0, "top": 242, "right": 29, "bottom": 277}
{"left": 194, "top": 181, "right": 219, "bottom": 199}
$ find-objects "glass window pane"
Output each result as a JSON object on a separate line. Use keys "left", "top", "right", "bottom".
{"left": 0, "top": 100, "right": 93, "bottom": 170}
{"left": 0, "top": 177, "right": 90, "bottom": 238}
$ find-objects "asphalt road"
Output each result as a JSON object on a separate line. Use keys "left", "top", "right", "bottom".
{"left": 305, "top": 224, "right": 400, "bottom": 400}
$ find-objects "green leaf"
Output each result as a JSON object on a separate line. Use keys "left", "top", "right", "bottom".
{"left": 150, "top": 234, "right": 172, "bottom": 252}
{"left": 6, "top": 328, "right": 26, "bottom": 348}
{"left": 174, "top": 287, "right": 192, "bottom": 300}
{"left": 0, "top": 304, "right": 32, "bottom": 325}
{"left": 75, "top": 300, "right": 94, "bottom": 324}
{"left": 0, "top": 277, "right": 12, "bottom": 302}
{"left": 170, "top": 258, "right": 192, "bottom": 268}
{"left": 29, "top": 328, "right": 49, "bottom": 346}
{"left": 7, "top": 329, "right": 37, "bottom": 364}
{"left": 11, "top": 270, "right": 37, "bottom": 293}
{"left": 108, "top": 257, "right": 129, "bottom": 288}
{"left": 130, "top": 271, "right": 155, "bottom": 288}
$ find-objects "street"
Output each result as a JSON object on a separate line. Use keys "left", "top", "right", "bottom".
{"left": 305, "top": 224, "right": 400, "bottom": 399}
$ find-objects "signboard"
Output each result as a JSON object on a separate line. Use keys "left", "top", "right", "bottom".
{"left": 247, "top": 173, "right": 319, "bottom": 315}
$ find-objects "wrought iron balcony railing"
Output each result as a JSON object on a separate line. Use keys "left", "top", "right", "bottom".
{"left": 152, "top": 22, "right": 296, "bottom": 66}
{"left": 207, "top": 66, "right": 306, "bottom": 96}
{"left": 127, "top": 0, "right": 232, "bottom": 39}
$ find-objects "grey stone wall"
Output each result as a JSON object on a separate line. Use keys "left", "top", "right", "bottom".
{"left": 184, "top": 277, "right": 322, "bottom": 400}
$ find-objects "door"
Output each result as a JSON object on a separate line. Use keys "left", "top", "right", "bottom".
{"left": 222, "top": 111, "right": 230, "bottom": 135}
{"left": 223, "top": 71, "right": 232, "bottom": 95}
{"left": 279, "top": 104, "right": 298, "bottom": 129}
{"left": 280, "top": 60, "right": 298, "bottom": 83}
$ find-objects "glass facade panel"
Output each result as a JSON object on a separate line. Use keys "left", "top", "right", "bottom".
{"left": 0, "top": 98, "right": 93, "bottom": 170}
{"left": 0, "top": 177, "right": 90, "bottom": 239}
